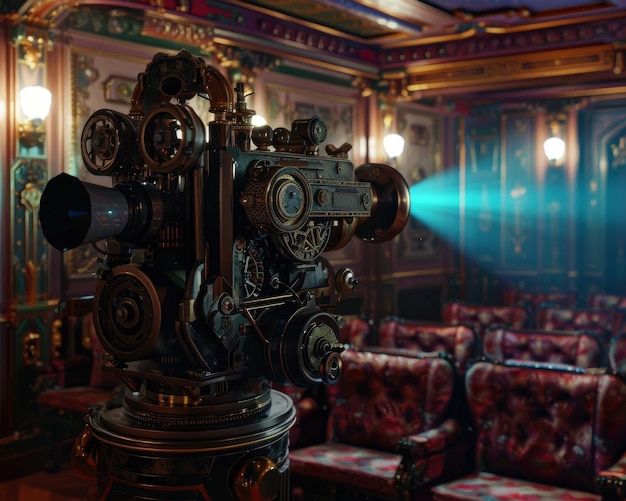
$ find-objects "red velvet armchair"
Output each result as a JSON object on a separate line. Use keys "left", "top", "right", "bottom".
{"left": 378, "top": 317, "right": 479, "bottom": 375}
{"left": 289, "top": 348, "right": 471, "bottom": 500}
{"left": 502, "top": 290, "right": 578, "bottom": 327}
{"left": 483, "top": 326, "right": 605, "bottom": 368}
{"left": 535, "top": 305, "right": 618, "bottom": 345}
{"left": 442, "top": 301, "right": 529, "bottom": 338}
{"left": 587, "top": 293, "right": 626, "bottom": 310}
{"left": 432, "top": 360, "right": 626, "bottom": 500}
{"left": 609, "top": 332, "right": 626, "bottom": 375}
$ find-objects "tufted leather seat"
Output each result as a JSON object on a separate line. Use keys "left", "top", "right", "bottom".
{"left": 483, "top": 326, "right": 605, "bottom": 368}
{"left": 290, "top": 348, "right": 470, "bottom": 500}
{"left": 432, "top": 360, "right": 626, "bottom": 500}
{"left": 535, "top": 305, "right": 618, "bottom": 345}
{"left": 378, "top": 317, "right": 479, "bottom": 375}
{"left": 609, "top": 332, "right": 626, "bottom": 375}
{"left": 587, "top": 293, "right": 626, "bottom": 310}
{"left": 442, "top": 301, "right": 529, "bottom": 338}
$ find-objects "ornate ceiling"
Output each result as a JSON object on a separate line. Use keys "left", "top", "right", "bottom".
{"left": 7, "top": 0, "right": 626, "bottom": 102}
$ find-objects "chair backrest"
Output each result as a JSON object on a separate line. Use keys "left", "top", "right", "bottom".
{"left": 466, "top": 359, "right": 626, "bottom": 492}
{"left": 340, "top": 316, "right": 371, "bottom": 347}
{"left": 504, "top": 290, "right": 578, "bottom": 309}
{"left": 442, "top": 301, "right": 529, "bottom": 337}
{"left": 325, "top": 348, "right": 457, "bottom": 452}
{"left": 535, "top": 305, "right": 616, "bottom": 344}
{"left": 588, "top": 293, "right": 626, "bottom": 310}
{"left": 378, "top": 317, "right": 479, "bottom": 374}
{"left": 609, "top": 332, "right": 626, "bottom": 375}
{"left": 483, "top": 326, "right": 605, "bottom": 368}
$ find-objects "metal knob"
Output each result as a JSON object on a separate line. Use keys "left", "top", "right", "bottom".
{"left": 319, "top": 349, "right": 343, "bottom": 385}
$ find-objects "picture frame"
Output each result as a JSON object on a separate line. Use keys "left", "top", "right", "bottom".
{"left": 394, "top": 104, "right": 442, "bottom": 260}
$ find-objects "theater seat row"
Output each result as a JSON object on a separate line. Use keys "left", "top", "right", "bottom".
{"left": 289, "top": 346, "right": 626, "bottom": 501}
{"left": 289, "top": 305, "right": 626, "bottom": 500}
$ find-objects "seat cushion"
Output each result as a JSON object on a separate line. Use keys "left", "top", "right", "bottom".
{"left": 432, "top": 472, "right": 601, "bottom": 500}
{"left": 37, "top": 386, "right": 112, "bottom": 414}
{"left": 290, "top": 443, "right": 401, "bottom": 497}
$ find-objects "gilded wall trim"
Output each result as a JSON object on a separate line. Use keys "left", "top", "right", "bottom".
{"left": 388, "top": 44, "right": 615, "bottom": 96}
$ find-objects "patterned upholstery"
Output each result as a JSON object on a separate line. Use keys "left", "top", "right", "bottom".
{"left": 432, "top": 360, "right": 626, "bottom": 500}
{"left": 378, "top": 318, "right": 479, "bottom": 374}
{"left": 290, "top": 348, "right": 469, "bottom": 499}
{"left": 442, "top": 301, "right": 529, "bottom": 337}
{"left": 483, "top": 327, "right": 605, "bottom": 368}
{"left": 609, "top": 332, "right": 626, "bottom": 375}
{"left": 340, "top": 315, "right": 372, "bottom": 347}
{"left": 587, "top": 293, "right": 626, "bottom": 310}
{"left": 535, "top": 306, "right": 617, "bottom": 345}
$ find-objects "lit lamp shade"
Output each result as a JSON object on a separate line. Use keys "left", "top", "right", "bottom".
{"left": 383, "top": 133, "right": 405, "bottom": 159}
{"left": 251, "top": 115, "right": 267, "bottom": 126}
{"left": 19, "top": 85, "right": 52, "bottom": 121}
{"left": 543, "top": 136, "right": 566, "bottom": 164}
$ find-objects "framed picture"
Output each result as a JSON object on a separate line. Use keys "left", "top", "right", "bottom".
{"left": 395, "top": 105, "right": 442, "bottom": 260}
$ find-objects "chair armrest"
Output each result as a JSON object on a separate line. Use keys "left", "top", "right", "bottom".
{"left": 393, "top": 419, "right": 469, "bottom": 493}
{"left": 395, "top": 418, "right": 463, "bottom": 458}
{"left": 596, "top": 452, "right": 626, "bottom": 499}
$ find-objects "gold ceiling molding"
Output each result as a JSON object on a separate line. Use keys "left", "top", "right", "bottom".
{"left": 142, "top": 12, "right": 214, "bottom": 52}
{"left": 11, "top": 0, "right": 73, "bottom": 27}
{"left": 378, "top": 44, "right": 616, "bottom": 97}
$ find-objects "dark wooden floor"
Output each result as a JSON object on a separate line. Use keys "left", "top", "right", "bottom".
{"left": 0, "top": 463, "right": 96, "bottom": 501}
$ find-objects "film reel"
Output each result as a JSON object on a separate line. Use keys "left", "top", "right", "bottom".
{"left": 139, "top": 103, "right": 206, "bottom": 174}
{"left": 81, "top": 109, "right": 139, "bottom": 176}
{"left": 94, "top": 264, "right": 162, "bottom": 362}
{"left": 355, "top": 163, "right": 410, "bottom": 243}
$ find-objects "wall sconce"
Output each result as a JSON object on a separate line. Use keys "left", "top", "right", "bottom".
{"left": 543, "top": 113, "right": 566, "bottom": 166}
{"left": 383, "top": 133, "right": 405, "bottom": 160}
{"left": 18, "top": 85, "right": 52, "bottom": 148}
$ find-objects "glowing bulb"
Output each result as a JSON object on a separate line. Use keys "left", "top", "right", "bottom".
{"left": 251, "top": 115, "right": 267, "bottom": 127}
{"left": 19, "top": 85, "right": 52, "bottom": 121}
{"left": 383, "top": 133, "right": 405, "bottom": 159}
{"left": 543, "top": 136, "right": 566, "bottom": 163}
